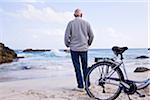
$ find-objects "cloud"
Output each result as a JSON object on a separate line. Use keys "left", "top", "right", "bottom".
{"left": 1, "top": 4, "right": 73, "bottom": 49}
{"left": 96, "top": 26, "right": 147, "bottom": 48}
{"left": 9, "top": 4, "right": 73, "bottom": 24}
{"left": 22, "top": 0, "right": 47, "bottom": 3}
{"left": 24, "top": 28, "right": 64, "bottom": 37}
{"left": 92, "top": 27, "right": 135, "bottom": 48}
{"left": 0, "top": 0, "right": 47, "bottom": 3}
{"left": 0, "top": 8, "right": 3, "bottom": 13}
{"left": 104, "top": 27, "right": 125, "bottom": 39}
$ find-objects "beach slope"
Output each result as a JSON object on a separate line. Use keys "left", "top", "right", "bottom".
{"left": 0, "top": 74, "right": 149, "bottom": 100}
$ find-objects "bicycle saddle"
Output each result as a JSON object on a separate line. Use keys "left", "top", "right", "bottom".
{"left": 112, "top": 46, "right": 128, "bottom": 56}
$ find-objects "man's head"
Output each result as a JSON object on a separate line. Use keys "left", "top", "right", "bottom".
{"left": 74, "top": 9, "right": 82, "bottom": 17}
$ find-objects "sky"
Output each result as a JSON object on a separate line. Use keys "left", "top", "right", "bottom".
{"left": 0, "top": 0, "right": 149, "bottom": 49}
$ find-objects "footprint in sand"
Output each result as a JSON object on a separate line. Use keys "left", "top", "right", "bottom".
{"left": 49, "top": 94, "right": 55, "bottom": 98}
{"left": 23, "top": 90, "right": 49, "bottom": 99}
{"left": 59, "top": 88, "right": 90, "bottom": 100}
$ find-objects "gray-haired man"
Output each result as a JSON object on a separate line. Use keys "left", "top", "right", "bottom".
{"left": 64, "top": 9, "right": 94, "bottom": 89}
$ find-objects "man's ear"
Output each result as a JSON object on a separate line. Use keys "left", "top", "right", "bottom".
{"left": 80, "top": 13, "right": 82, "bottom": 17}
{"left": 74, "top": 14, "right": 77, "bottom": 17}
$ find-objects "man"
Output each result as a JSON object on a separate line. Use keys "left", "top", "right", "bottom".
{"left": 64, "top": 9, "right": 94, "bottom": 89}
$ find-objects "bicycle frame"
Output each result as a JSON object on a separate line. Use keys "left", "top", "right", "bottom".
{"left": 99, "top": 57, "right": 150, "bottom": 90}
{"left": 99, "top": 58, "right": 129, "bottom": 89}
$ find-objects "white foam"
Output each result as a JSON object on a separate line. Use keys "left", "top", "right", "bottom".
{"left": 50, "top": 49, "right": 68, "bottom": 57}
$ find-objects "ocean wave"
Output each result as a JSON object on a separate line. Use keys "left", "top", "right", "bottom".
{"left": 49, "top": 49, "right": 69, "bottom": 57}
{"left": 16, "top": 49, "right": 70, "bottom": 58}
{"left": 0, "top": 58, "right": 72, "bottom": 72}
{"left": 17, "top": 53, "right": 34, "bottom": 58}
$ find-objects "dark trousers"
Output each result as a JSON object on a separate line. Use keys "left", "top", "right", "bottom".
{"left": 70, "top": 50, "right": 88, "bottom": 88}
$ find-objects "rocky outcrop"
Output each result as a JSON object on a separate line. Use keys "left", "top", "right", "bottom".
{"left": 0, "top": 43, "right": 17, "bottom": 64}
{"left": 134, "top": 67, "right": 150, "bottom": 72}
{"left": 135, "top": 55, "right": 149, "bottom": 59}
{"left": 23, "top": 48, "right": 51, "bottom": 52}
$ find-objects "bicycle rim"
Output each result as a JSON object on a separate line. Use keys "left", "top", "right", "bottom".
{"left": 128, "top": 71, "right": 149, "bottom": 90}
{"left": 135, "top": 79, "right": 150, "bottom": 90}
{"left": 85, "top": 61, "right": 124, "bottom": 100}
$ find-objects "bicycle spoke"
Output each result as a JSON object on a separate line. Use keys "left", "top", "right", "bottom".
{"left": 85, "top": 62, "right": 123, "bottom": 100}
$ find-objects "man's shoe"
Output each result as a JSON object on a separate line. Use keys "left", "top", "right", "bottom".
{"left": 76, "top": 88, "right": 84, "bottom": 92}
{"left": 72, "top": 87, "right": 84, "bottom": 92}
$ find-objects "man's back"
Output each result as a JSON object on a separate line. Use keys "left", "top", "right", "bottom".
{"left": 65, "top": 17, "right": 94, "bottom": 51}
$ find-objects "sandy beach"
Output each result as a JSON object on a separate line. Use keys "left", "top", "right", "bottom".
{"left": 0, "top": 72, "right": 149, "bottom": 100}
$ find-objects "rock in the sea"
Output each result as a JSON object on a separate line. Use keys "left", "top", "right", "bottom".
{"left": 22, "top": 66, "right": 31, "bottom": 70}
{"left": 63, "top": 49, "right": 70, "bottom": 53}
{"left": 23, "top": 48, "right": 51, "bottom": 52}
{"left": 0, "top": 43, "right": 17, "bottom": 64}
{"left": 23, "top": 48, "right": 33, "bottom": 52}
{"left": 134, "top": 67, "right": 150, "bottom": 72}
{"left": 135, "top": 55, "right": 149, "bottom": 59}
{"left": 17, "top": 56, "right": 24, "bottom": 58}
{"left": 148, "top": 48, "right": 150, "bottom": 50}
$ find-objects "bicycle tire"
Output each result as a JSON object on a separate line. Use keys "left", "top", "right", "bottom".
{"left": 137, "top": 83, "right": 149, "bottom": 90}
{"left": 130, "top": 73, "right": 150, "bottom": 90}
{"left": 136, "top": 80, "right": 150, "bottom": 90}
{"left": 85, "top": 61, "right": 124, "bottom": 100}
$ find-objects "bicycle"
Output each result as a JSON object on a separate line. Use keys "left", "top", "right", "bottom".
{"left": 85, "top": 46, "right": 150, "bottom": 100}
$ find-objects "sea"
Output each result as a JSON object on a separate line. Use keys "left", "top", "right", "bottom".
{"left": 0, "top": 48, "right": 149, "bottom": 82}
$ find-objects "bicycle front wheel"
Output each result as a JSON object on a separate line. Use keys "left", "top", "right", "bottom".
{"left": 85, "top": 61, "right": 124, "bottom": 100}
